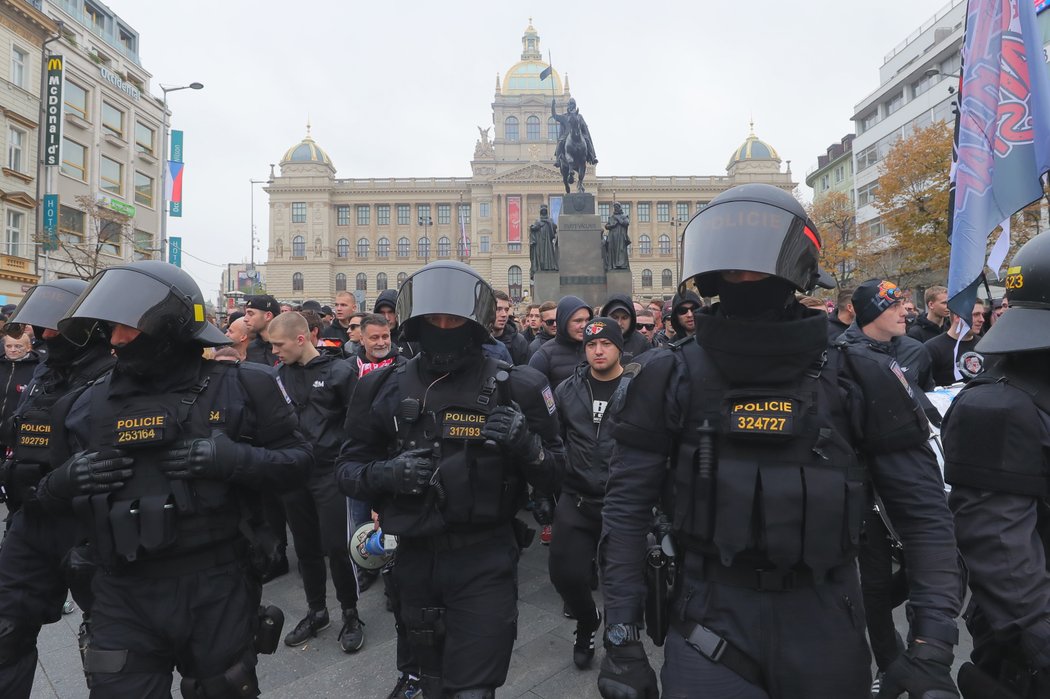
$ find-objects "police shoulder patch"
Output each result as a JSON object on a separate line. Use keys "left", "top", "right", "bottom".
{"left": 541, "top": 384, "right": 556, "bottom": 415}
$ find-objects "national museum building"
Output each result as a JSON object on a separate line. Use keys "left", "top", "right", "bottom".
{"left": 263, "top": 22, "right": 795, "bottom": 308}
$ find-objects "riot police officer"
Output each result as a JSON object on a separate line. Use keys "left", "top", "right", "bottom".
{"left": 35, "top": 261, "right": 312, "bottom": 698}
{"left": 337, "top": 260, "right": 564, "bottom": 699}
{"left": 598, "top": 184, "right": 962, "bottom": 699}
{"left": 0, "top": 279, "right": 115, "bottom": 698}
{"left": 943, "top": 232, "right": 1050, "bottom": 699}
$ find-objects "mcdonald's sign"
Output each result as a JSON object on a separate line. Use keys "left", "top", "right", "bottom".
{"left": 43, "top": 56, "right": 63, "bottom": 166}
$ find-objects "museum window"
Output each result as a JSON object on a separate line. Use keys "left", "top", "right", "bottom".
{"left": 335, "top": 273, "right": 346, "bottom": 292}
{"left": 337, "top": 205, "right": 350, "bottom": 226}
{"left": 377, "top": 204, "right": 390, "bottom": 225}
{"left": 438, "top": 236, "right": 451, "bottom": 258}
{"left": 637, "top": 203, "right": 650, "bottom": 223}
{"left": 621, "top": 203, "right": 631, "bottom": 218}
{"left": 508, "top": 265, "right": 522, "bottom": 300}
{"left": 377, "top": 272, "right": 388, "bottom": 291}
{"left": 639, "top": 235, "right": 651, "bottom": 255}
{"left": 292, "top": 202, "right": 307, "bottom": 223}
{"left": 457, "top": 238, "right": 470, "bottom": 258}
{"left": 357, "top": 205, "right": 370, "bottom": 226}
{"left": 641, "top": 269, "right": 653, "bottom": 288}
{"left": 547, "top": 117, "right": 559, "bottom": 141}
{"left": 292, "top": 235, "right": 305, "bottom": 258}
{"left": 356, "top": 237, "right": 370, "bottom": 259}
{"left": 417, "top": 204, "right": 431, "bottom": 221}
{"left": 458, "top": 203, "right": 471, "bottom": 224}
{"left": 418, "top": 237, "right": 430, "bottom": 260}
{"left": 526, "top": 116, "right": 541, "bottom": 141}
{"left": 336, "top": 238, "right": 349, "bottom": 258}
{"left": 356, "top": 273, "right": 367, "bottom": 291}
{"left": 480, "top": 235, "right": 490, "bottom": 253}
{"left": 397, "top": 204, "right": 410, "bottom": 225}
{"left": 598, "top": 203, "right": 610, "bottom": 219}
{"left": 479, "top": 201, "right": 490, "bottom": 218}
{"left": 292, "top": 273, "right": 303, "bottom": 292}
{"left": 505, "top": 116, "right": 519, "bottom": 142}
{"left": 397, "top": 272, "right": 407, "bottom": 288}
{"left": 662, "top": 269, "right": 673, "bottom": 287}
{"left": 657, "top": 203, "right": 670, "bottom": 222}
{"left": 397, "top": 236, "right": 409, "bottom": 257}
{"left": 658, "top": 234, "right": 671, "bottom": 256}
{"left": 676, "top": 202, "right": 689, "bottom": 221}
{"left": 377, "top": 237, "right": 390, "bottom": 258}
{"left": 437, "top": 204, "right": 451, "bottom": 225}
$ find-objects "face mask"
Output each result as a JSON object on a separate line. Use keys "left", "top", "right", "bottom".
{"left": 114, "top": 332, "right": 181, "bottom": 378}
{"left": 418, "top": 321, "right": 476, "bottom": 373}
{"left": 718, "top": 277, "right": 796, "bottom": 319}
{"left": 44, "top": 333, "right": 80, "bottom": 366}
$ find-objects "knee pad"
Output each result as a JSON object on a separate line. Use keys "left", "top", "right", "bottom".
{"left": 450, "top": 689, "right": 495, "bottom": 699}
{"left": 0, "top": 617, "right": 35, "bottom": 667}
{"left": 180, "top": 655, "right": 258, "bottom": 699}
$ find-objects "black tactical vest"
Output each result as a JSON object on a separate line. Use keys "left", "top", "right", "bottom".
{"left": 381, "top": 357, "right": 523, "bottom": 537}
{"left": 76, "top": 363, "right": 241, "bottom": 566}
{"left": 672, "top": 341, "right": 868, "bottom": 578}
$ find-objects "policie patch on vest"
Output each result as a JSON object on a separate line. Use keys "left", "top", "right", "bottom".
{"left": 114, "top": 413, "right": 167, "bottom": 445}
{"left": 17, "top": 421, "right": 50, "bottom": 448}
{"left": 728, "top": 398, "right": 796, "bottom": 436}
{"left": 442, "top": 410, "right": 487, "bottom": 440}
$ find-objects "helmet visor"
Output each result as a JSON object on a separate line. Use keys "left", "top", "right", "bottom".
{"left": 396, "top": 266, "right": 496, "bottom": 330}
{"left": 5, "top": 283, "right": 84, "bottom": 338}
{"left": 58, "top": 267, "right": 196, "bottom": 346}
{"left": 680, "top": 200, "right": 820, "bottom": 295}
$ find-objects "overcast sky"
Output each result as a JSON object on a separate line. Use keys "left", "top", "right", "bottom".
{"left": 111, "top": 0, "right": 954, "bottom": 298}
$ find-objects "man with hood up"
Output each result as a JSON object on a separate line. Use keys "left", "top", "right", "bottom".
{"left": 528, "top": 295, "right": 593, "bottom": 391}
{"left": 599, "top": 294, "right": 651, "bottom": 363}
{"left": 668, "top": 290, "right": 702, "bottom": 343}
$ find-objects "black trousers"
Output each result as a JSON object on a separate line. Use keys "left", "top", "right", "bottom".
{"left": 282, "top": 466, "right": 359, "bottom": 611}
{"left": 548, "top": 494, "right": 600, "bottom": 621}
{"left": 261, "top": 492, "right": 287, "bottom": 550}
{"left": 0, "top": 506, "right": 86, "bottom": 699}
{"left": 393, "top": 529, "right": 518, "bottom": 696}
{"left": 661, "top": 559, "right": 871, "bottom": 699}
{"left": 858, "top": 508, "right": 904, "bottom": 671}
{"left": 86, "top": 560, "right": 260, "bottom": 698}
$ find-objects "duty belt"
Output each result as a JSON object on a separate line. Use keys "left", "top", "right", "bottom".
{"left": 670, "top": 616, "right": 763, "bottom": 687}
{"left": 400, "top": 523, "right": 512, "bottom": 553}
{"left": 700, "top": 556, "right": 833, "bottom": 591}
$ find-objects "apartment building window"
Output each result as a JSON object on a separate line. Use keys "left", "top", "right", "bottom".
{"left": 834, "top": 165, "right": 844, "bottom": 183}
{"left": 133, "top": 229, "right": 153, "bottom": 260}
{"left": 657, "top": 202, "right": 670, "bottom": 222}
{"left": 61, "top": 139, "right": 86, "bottom": 181}
{"left": 637, "top": 203, "right": 650, "bottom": 223}
{"left": 820, "top": 174, "right": 830, "bottom": 191}
{"left": 437, "top": 204, "right": 451, "bottom": 225}
{"left": 10, "top": 46, "right": 26, "bottom": 89}
{"left": 357, "top": 205, "right": 370, "bottom": 226}
{"left": 886, "top": 91, "right": 904, "bottom": 115}
{"left": 84, "top": 2, "right": 106, "bottom": 31}
{"left": 99, "top": 220, "right": 122, "bottom": 256}
{"left": 856, "top": 144, "right": 880, "bottom": 172}
{"left": 292, "top": 202, "right": 306, "bottom": 223}
{"left": 7, "top": 127, "right": 24, "bottom": 172}
{"left": 857, "top": 181, "right": 879, "bottom": 207}
{"left": 336, "top": 204, "right": 349, "bottom": 226}
{"left": 65, "top": 81, "right": 88, "bottom": 120}
{"left": 135, "top": 122, "right": 155, "bottom": 156}
{"left": 99, "top": 155, "right": 122, "bottom": 196}
{"left": 134, "top": 171, "right": 154, "bottom": 207}
{"left": 5, "top": 210, "right": 22, "bottom": 256}
{"left": 377, "top": 204, "right": 390, "bottom": 225}
{"left": 102, "top": 102, "right": 124, "bottom": 139}
{"left": 59, "top": 205, "right": 84, "bottom": 243}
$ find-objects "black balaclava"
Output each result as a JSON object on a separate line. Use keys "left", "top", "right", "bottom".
{"left": 44, "top": 332, "right": 82, "bottom": 367}
{"left": 418, "top": 321, "right": 479, "bottom": 374}
{"left": 114, "top": 332, "right": 198, "bottom": 379}
{"left": 717, "top": 277, "right": 797, "bottom": 320}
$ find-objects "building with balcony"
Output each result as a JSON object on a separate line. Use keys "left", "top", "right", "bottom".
{"left": 263, "top": 22, "right": 795, "bottom": 308}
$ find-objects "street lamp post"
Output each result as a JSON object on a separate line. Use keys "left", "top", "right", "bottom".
{"left": 418, "top": 214, "right": 432, "bottom": 265}
{"left": 249, "top": 176, "right": 269, "bottom": 269}
{"left": 670, "top": 216, "right": 684, "bottom": 282}
{"left": 159, "top": 82, "right": 203, "bottom": 262}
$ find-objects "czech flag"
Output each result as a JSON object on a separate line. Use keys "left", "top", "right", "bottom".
{"left": 165, "top": 160, "right": 184, "bottom": 205}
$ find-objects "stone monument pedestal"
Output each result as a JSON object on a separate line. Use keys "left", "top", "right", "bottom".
{"left": 535, "top": 192, "right": 632, "bottom": 308}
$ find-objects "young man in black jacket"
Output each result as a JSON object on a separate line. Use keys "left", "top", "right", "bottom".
{"left": 528, "top": 295, "right": 592, "bottom": 390}
{"left": 550, "top": 317, "right": 627, "bottom": 670}
{"left": 492, "top": 290, "right": 529, "bottom": 365}
{"left": 600, "top": 294, "right": 650, "bottom": 362}
{"left": 269, "top": 311, "right": 366, "bottom": 653}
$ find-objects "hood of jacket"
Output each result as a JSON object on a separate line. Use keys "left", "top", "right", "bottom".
{"left": 556, "top": 295, "right": 592, "bottom": 346}
{"left": 670, "top": 291, "right": 702, "bottom": 337}
{"left": 600, "top": 293, "right": 638, "bottom": 339}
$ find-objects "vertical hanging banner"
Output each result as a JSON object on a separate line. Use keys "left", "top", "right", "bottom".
{"left": 549, "top": 195, "right": 563, "bottom": 225}
{"left": 42, "top": 194, "right": 58, "bottom": 251}
{"left": 43, "top": 56, "right": 63, "bottom": 166}
{"left": 168, "top": 130, "right": 184, "bottom": 217}
{"left": 507, "top": 196, "right": 521, "bottom": 244}
{"left": 168, "top": 236, "right": 182, "bottom": 268}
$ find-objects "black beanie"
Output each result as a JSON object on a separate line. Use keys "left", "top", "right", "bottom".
{"left": 852, "top": 279, "right": 904, "bottom": 327}
{"left": 583, "top": 317, "right": 624, "bottom": 351}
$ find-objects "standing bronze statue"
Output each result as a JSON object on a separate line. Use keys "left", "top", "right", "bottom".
{"left": 529, "top": 205, "right": 558, "bottom": 278}
{"left": 552, "top": 98, "right": 597, "bottom": 194}
{"left": 604, "top": 202, "right": 630, "bottom": 270}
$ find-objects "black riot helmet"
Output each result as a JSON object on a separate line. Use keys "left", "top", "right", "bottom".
{"left": 396, "top": 260, "right": 496, "bottom": 344}
{"left": 58, "top": 260, "right": 230, "bottom": 347}
{"left": 680, "top": 183, "right": 833, "bottom": 297}
{"left": 977, "top": 231, "right": 1050, "bottom": 354}
{"left": 5, "top": 278, "right": 89, "bottom": 341}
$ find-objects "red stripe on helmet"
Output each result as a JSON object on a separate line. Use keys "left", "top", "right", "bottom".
{"left": 803, "top": 226, "right": 821, "bottom": 251}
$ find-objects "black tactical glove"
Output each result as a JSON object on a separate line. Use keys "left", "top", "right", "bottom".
{"left": 367, "top": 448, "right": 435, "bottom": 496}
{"left": 46, "top": 450, "right": 134, "bottom": 499}
{"left": 879, "top": 641, "right": 960, "bottom": 699}
{"left": 159, "top": 431, "right": 242, "bottom": 481}
{"left": 531, "top": 492, "right": 555, "bottom": 526}
{"left": 598, "top": 641, "right": 659, "bottom": 699}
{"left": 480, "top": 405, "right": 543, "bottom": 463}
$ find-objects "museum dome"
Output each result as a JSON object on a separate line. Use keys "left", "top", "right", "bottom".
{"left": 727, "top": 122, "right": 781, "bottom": 169}
{"left": 502, "top": 20, "right": 563, "bottom": 95}
{"left": 281, "top": 128, "right": 334, "bottom": 169}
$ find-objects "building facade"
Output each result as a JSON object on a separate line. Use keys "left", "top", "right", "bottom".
{"left": 805, "top": 134, "right": 855, "bottom": 204}
{"left": 263, "top": 23, "right": 795, "bottom": 309}
{"left": 0, "top": 0, "right": 55, "bottom": 302}
{"left": 35, "top": 0, "right": 164, "bottom": 281}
